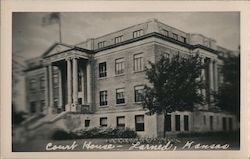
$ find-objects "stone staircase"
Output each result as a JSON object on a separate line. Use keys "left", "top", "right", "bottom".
{"left": 27, "top": 110, "right": 69, "bottom": 130}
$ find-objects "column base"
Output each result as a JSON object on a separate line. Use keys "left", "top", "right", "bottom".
{"left": 48, "top": 107, "right": 56, "bottom": 114}
{"left": 65, "top": 104, "right": 77, "bottom": 112}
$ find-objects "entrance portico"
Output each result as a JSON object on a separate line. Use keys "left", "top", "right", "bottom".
{"left": 43, "top": 49, "right": 92, "bottom": 114}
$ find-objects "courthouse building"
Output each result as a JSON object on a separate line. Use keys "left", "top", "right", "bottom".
{"left": 24, "top": 19, "right": 238, "bottom": 137}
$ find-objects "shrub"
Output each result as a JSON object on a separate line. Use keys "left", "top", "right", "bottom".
{"left": 51, "top": 129, "right": 73, "bottom": 140}
{"left": 51, "top": 127, "right": 137, "bottom": 140}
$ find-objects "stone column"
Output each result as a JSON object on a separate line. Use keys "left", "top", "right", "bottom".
{"left": 72, "top": 57, "right": 78, "bottom": 104}
{"left": 201, "top": 57, "right": 206, "bottom": 99}
{"left": 200, "top": 57, "right": 207, "bottom": 111}
{"left": 209, "top": 59, "right": 214, "bottom": 104}
{"left": 44, "top": 66, "right": 49, "bottom": 114}
{"left": 209, "top": 59, "right": 214, "bottom": 91}
{"left": 48, "top": 64, "right": 54, "bottom": 114}
{"left": 80, "top": 68, "right": 85, "bottom": 103}
{"left": 214, "top": 61, "right": 218, "bottom": 92}
{"left": 86, "top": 61, "right": 92, "bottom": 108}
{"left": 67, "top": 58, "right": 72, "bottom": 108}
{"left": 58, "top": 68, "right": 63, "bottom": 110}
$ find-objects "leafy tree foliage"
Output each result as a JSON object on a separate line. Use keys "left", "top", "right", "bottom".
{"left": 142, "top": 54, "right": 206, "bottom": 136}
{"left": 216, "top": 55, "right": 240, "bottom": 120}
{"left": 12, "top": 104, "right": 27, "bottom": 125}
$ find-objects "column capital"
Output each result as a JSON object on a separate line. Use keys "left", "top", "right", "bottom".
{"left": 42, "top": 60, "right": 52, "bottom": 67}
{"left": 65, "top": 57, "right": 71, "bottom": 61}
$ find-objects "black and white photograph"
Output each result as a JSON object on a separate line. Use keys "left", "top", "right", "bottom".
{"left": 11, "top": 12, "right": 240, "bottom": 152}
{"left": 1, "top": 1, "right": 250, "bottom": 158}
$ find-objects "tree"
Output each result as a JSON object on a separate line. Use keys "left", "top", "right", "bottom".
{"left": 215, "top": 54, "right": 240, "bottom": 120}
{"left": 142, "top": 54, "right": 206, "bottom": 137}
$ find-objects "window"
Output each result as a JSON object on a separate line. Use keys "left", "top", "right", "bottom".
{"left": 99, "top": 62, "right": 107, "bottom": 78}
{"left": 222, "top": 117, "right": 227, "bottom": 131}
{"left": 98, "top": 41, "right": 106, "bottom": 49}
{"left": 114, "top": 36, "right": 123, "bottom": 44}
{"left": 165, "top": 114, "right": 171, "bottom": 131}
{"left": 172, "top": 33, "right": 178, "bottom": 40}
{"left": 78, "top": 98, "right": 82, "bottom": 105}
{"left": 228, "top": 117, "right": 233, "bottom": 131}
{"left": 100, "top": 117, "right": 108, "bottom": 127}
{"left": 99, "top": 90, "right": 108, "bottom": 106}
{"left": 134, "top": 85, "right": 144, "bottom": 102}
{"left": 53, "top": 73, "right": 59, "bottom": 87}
{"left": 115, "top": 58, "right": 125, "bottom": 75}
{"left": 40, "top": 100, "right": 45, "bottom": 112}
{"left": 135, "top": 115, "right": 144, "bottom": 131}
{"left": 78, "top": 72, "right": 82, "bottom": 91}
{"left": 210, "top": 116, "right": 214, "bottom": 130}
{"left": 40, "top": 76, "right": 45, "bottom": 89}
{"left": 117, "top": 116, "right": 125, "bottom": 129}
{"left": 175, "top": 115, "right": 180, "bottom": 131}
{"left": 30, "top": 101, "right": 36, "bottom": 113}
{"left": 133, "top": 53, "right": 144, "bottom": 72}
{"left": 163, "top": 29, "right": 169, "bottom": 36}
{"left": 29, "top": 79, "right": 36, "bottom": 90}
{"left": 133, "top": 29, "right": 143, "bottom": 38}
{"left": 85, "top": 120, "right": 90, "bottom": 127}
{"left": 180, "top": 36, "right": 186, "bottom": 43}
{"left": 116, "top": 88, "right": 125, "bottom": 104}
{"left": 184, "top": 115, "right": 189, "bottom": 131}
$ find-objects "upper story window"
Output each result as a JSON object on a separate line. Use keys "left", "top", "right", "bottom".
{"left": 115, "top": 58, "right": 125, "bottom": 75}
{"left": 29, "top": 79, "right": 36, "bottom": 91}
{"left": 180, "top": 36, "right": 187, "bottom": 43}
{"left": 116, "top": 88, "right": 125, "bottom": 104}
{"left": 117, "top": 116, "right": 125, "bottom": 129}
{"left": 78, "top": 72, "right": 82, "bottom": 91}
{"left": 99, "top": 62, "right": 107, "bottom": 78}
{"left": 53, "top": 73, "right": 59, "bottom": 87}
{"left": 133, "top": 29, "right": 143, "bottom": 38}
{"left": 114, "top": 36, "right": 123, "bottom": 44}
{"left": 172, "top": 33, "right": 178, "bottom": 40}
{"left": 100, "top": 117, "right": 108, "bottom": 127}
{"left": 99, "top": 90, "right": 108, "bottom": 106}
{"left": 134, "top": 85, "right": 144, "bottom": 103}
{"left": 163, "top": 29, "right": 169, "bottom": 37}
{"left": 133, "top": 53, "right": 144, "bottom": 72}
{"left": 98, "top": 41, "right": 106, "bottom": 49}
{"left": 40, "top": 76, "right": 45, "bottom": 89}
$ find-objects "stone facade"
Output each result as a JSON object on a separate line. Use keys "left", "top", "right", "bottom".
{"left": 24, "top": 19, "right": 238, "bottom": 137}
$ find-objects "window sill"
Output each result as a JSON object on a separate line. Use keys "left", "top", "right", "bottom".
{"left": 99, "top": 105, "right": 109, "bottom": 108}
{"left": 99, "top": 77, "right": 108, "bottom": 80}
{"left": 115, "top": 103, "right": 126, "bottom": 106}
{"left": 114, "top": 73, "right": 125, "bottom": 77}
{"left": 133, "top": 102, "right": 143, "bottom": 104}
{"left": 133, "top": 70, "right": 145, "bottom": 74}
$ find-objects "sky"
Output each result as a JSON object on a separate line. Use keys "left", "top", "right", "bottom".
{"left": 12, "top": 12, "right": 240, "bottom": 111}
{"left": 13, "top": 12, "right": 240, "bottom": 60}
